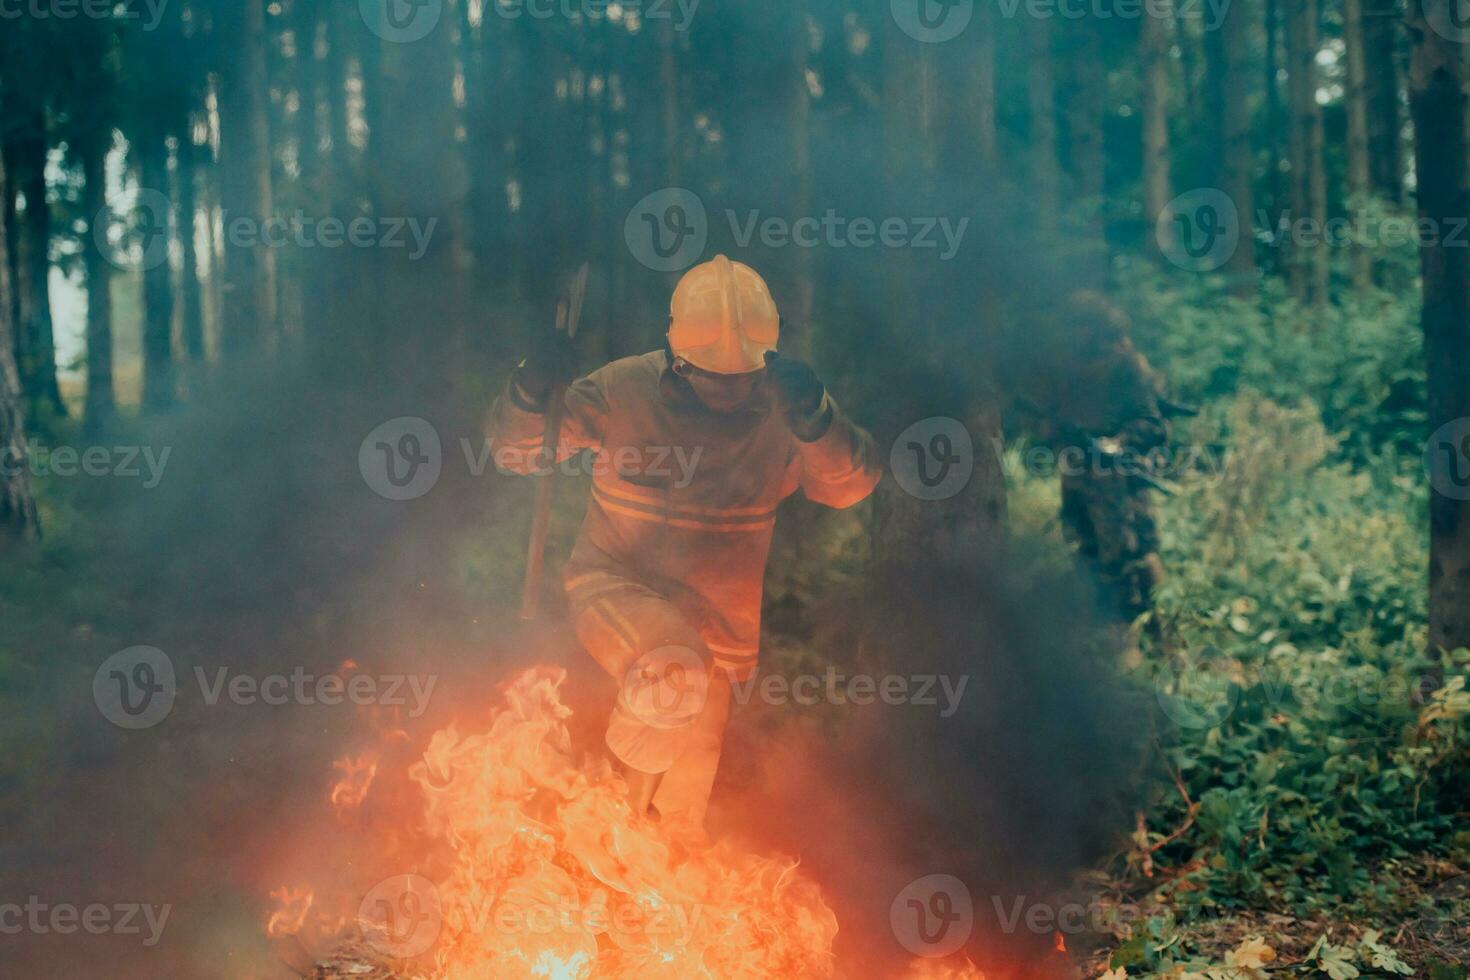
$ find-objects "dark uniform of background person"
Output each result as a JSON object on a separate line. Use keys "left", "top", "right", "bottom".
{"left": 1019, "top": 292, "right": 1176, "bottom": 641}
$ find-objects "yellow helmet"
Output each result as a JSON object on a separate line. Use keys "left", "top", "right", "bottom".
{"left": 668, "top": 255, "right": 779, "bottom": 374}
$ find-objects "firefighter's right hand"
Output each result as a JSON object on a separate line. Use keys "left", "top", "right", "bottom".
{"left": 516, "top": 332, "right": 579, "bottom": 404}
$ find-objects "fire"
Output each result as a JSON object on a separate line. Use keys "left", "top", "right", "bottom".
{"left": 265, "top": 886, "right": 314, "bottom": 940}
{"left": 330, "top": 752, "right": 379, "bottom": 818}
{"left": 273, "top": 667, "right": 840, "bottom": 977}
{"left": 903, "top": 959, "right": 987, "bottom": 979}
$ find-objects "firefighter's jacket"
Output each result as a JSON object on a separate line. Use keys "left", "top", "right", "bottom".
{"left": 488, "top": 350, "right": 881, "bottom": 678}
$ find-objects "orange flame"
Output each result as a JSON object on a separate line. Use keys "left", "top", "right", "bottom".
{"left": 270, "top": 666, "right": 992, "bottom": 977}
{"left": 275, "top": 668, "right": 839, "bottom": 977}
{"left": 904, "top": 958, "right": 987, "bottom": 979}
{"left": 329, "top": 752, "right": 379, "bottom": 818}
{"left": 266, "top": 886, "right": 314, "bottom": 939}
{"left": 409, "top": 667, "right": 839, "bottom": 978}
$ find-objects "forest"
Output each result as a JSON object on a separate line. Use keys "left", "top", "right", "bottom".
{"left": 0, "top": 0, "right": 1468, "bottom": 977}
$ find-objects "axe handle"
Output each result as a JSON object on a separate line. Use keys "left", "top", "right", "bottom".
{"left": 519, "top": 384, "right": 567, "bottom": 620}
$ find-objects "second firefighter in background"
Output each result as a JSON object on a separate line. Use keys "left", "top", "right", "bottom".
{"left": 488, "top": 255, "right": 881, "bottom": 829}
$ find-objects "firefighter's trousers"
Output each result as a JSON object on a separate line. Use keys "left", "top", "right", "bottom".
{"left": 567, "top": 572, "right": 734, "bottom": 827}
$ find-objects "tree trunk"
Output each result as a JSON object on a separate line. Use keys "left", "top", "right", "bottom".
{"left": 659, "top": 18, "right": 681, "bottom": 186}
{"left": 1, "top": 145, "right": 19, "bottom": 362}
{"left": 215, "top": 0, "right": 278, "bottom": 357}
{"left": 13, "top": 104, "right": 65, "bottom": 417}
{"left": 79, "top": 130, "right": 114, "bottom": 435}
{"left": 1265, "top": 0, "right": 1287, "bottom": 267}
{"left": 1027, "top": 15, "right": 1060, "bottom": 233}
{"left": 1141, "top": 1, "right": 1174, "bottom": 249}
{"left": 138, "top": 133, "right": 175, "bottom": 411}
{"left": 784, "top": 2, "right": 814, "bottom": 341}
{"left": 376, "top": 0, "right": 467, "bottom": 391}
{"left": 1064, "top": 17, "right": 1108, "bottom": 287}
{"left": 177, "top": 123, "right": 205, "bottom": 364}
{"left": 874, "top": 21, "right": 1008, "bottom": 575}
{"left": 1286, "top": 0, "right": 1329, "bottom": 304}
{"left": 968, "top": 0, "right": 998, "bottom": 173}
{"left": 1344, "top": 0, "right": 1375, "bottom": 289}
{"left": 0, "top": 103, "right": 39, "bottom": 543}
{"left": 199, "top": 138, "right": 225, "bottom": 361}
{"left": 1364, "top": 0, "right": 1404, "bottom": 203}
{"left": 1220, "top": 0, "right": 1259, "bottom": 293}
{"left": 718, "top": 2, "right": 812, "bottom": 346}
{"left": 1408, "top": 0, "right": 1470, "bottom": 662}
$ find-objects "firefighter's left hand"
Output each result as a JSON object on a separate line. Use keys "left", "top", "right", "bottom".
{"left": 764, "top": 352, "right": 826, "bottom": 427}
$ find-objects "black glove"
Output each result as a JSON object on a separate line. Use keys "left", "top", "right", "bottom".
{"left": 516, "top": 331, "right": 579, "bottom": 405}
{"left": 764, "top": 352, "right": 828, "bottom": 437}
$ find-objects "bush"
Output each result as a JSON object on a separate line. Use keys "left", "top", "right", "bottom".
{"left": 1113, "top": 262, "right": 1425, "bottom": 464}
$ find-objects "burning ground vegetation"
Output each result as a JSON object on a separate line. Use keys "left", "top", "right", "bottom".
{"left": 263, "top": 667, "right": 994, "bottom": 980}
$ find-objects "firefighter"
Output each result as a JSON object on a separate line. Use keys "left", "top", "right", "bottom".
{"left": 488, "top": 255, "right": 881, "bottom": 828}
{"left": 1026, "top": 292, "right": 1171, "bottom": 631}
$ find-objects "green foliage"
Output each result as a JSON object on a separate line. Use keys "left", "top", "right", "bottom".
{"left": 1006, "top": 271, "right": 1462, "bottom": 929}
{"left": 1114, "top": 262, "right": 1426, "bottom": 463}
{"left": 1139, "top": 391, "right": 1464, "bottom": 917}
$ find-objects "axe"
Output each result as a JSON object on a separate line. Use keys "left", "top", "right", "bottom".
{"left": 520, "top": 262, "right": 590, "bottom": 620}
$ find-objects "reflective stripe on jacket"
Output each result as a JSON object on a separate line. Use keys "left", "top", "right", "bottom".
{"left": 487, "top": 350, "right": 881, "bottom": 676}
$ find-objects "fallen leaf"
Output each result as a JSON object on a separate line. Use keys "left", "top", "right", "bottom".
{"left": 1225, "top": 936, "right": 1277, "bottom": 971}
